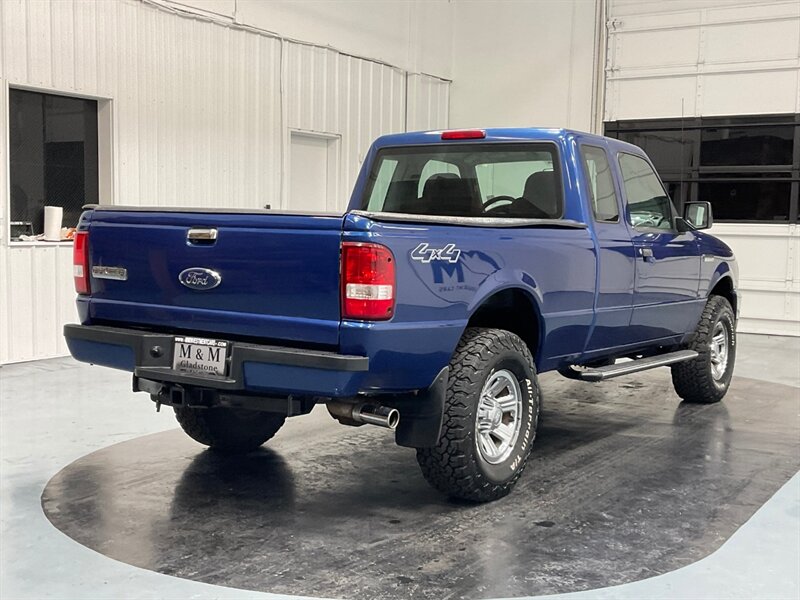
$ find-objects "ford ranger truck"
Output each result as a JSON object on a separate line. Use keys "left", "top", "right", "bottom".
{"left": 64, "top": 128, "right": 739, "bottom": 503}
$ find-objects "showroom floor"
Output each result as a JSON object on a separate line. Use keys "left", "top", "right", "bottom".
{"left": 1, "top": 334, "right": 798, "bottom": 600}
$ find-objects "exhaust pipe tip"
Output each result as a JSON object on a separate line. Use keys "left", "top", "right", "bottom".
{"left": 383, "top": 407, "right": 401, "bottom": 430}
{"left": 327, "top": 402, "right": 400, "bottom": 430}
{"left": 354, "top": 404, "right": 400, "bottom": 430}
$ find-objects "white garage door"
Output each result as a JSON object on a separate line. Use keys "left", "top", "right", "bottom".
{"left": 604, "top": 0, "right": 800, "bottom": 336}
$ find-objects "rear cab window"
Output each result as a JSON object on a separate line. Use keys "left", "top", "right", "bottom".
{"left": 362, "top": 143, "right": 563, "bottom": 219}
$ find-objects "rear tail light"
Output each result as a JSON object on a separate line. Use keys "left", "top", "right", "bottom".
{"left": 341, "top": 242, "right": 395, "bottom": 320}
{"left": 73, "top": 231, "right": 90, "bottom": 295}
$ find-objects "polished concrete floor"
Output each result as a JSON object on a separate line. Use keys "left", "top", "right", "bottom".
{"left": 1, "top": 334, "right": 799, "bottom": 599}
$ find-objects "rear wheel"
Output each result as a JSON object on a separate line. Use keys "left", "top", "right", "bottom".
{"left": 174, "top": 406, "right": 285, "bottom": 454}
{"left": 416, "top": 327, "right": 540, "bottom": 503}
{"left": 671, "top": 295, "right": 736, "bottom": 404}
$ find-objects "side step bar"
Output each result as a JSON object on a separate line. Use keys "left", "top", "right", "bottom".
{"left": 569, "top": 350, "right": 699, "bottom": 382}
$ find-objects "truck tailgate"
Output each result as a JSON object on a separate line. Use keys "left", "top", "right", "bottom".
{"left": 85, "top": 209, "right": 344, "bottom": 347}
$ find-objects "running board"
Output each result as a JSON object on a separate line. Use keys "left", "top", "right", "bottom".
{"left": 570, "top": 350, "right": 699, "bottom": 382}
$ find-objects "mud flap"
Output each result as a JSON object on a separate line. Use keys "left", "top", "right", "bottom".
{"left": 392, "top": 367, "right": 448, "bottom": 449}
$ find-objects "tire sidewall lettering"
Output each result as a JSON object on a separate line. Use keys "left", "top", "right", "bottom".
{"left": 509, "top": 377, "right": 536, "bottom": 472}
{"left": 711, "top": 308, "right": 736, "bottom": 391}
{"left": 475, "top": 354, "right": 539, "bottom": 483}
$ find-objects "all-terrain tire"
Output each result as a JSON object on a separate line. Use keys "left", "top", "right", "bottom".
{"left": 174, "top": 406, "right": 286, "bottom": 454}
{"left": 671, "top": 295, "right": 736, "bottom": 404}
{"left": 416, "top": 327, "right": 540, "bottom": 503}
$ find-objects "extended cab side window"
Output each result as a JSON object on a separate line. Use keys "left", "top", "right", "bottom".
{"left": 581, "top": 145, "right": 619, "bottom": 222}
{"left": 618, "top": 153, "right": 674, "bottom": 230}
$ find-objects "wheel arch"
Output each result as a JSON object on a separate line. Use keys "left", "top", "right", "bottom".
{"left": 708, "top": 270, "right": 738, "bottom": 318}
{"left": 465, "top": 286, "right": 543, "bottom": 364}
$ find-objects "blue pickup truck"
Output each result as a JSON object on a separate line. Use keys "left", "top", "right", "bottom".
{"left": 65, "top": 128, "right": 738, "bottom": 502}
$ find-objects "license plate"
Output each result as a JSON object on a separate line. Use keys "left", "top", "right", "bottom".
{"left": 172, "top": 336, "right": 229, "bottom": 376}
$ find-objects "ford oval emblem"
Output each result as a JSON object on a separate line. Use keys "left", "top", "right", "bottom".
{"left": 178, "top": 268, "right": 222, "bottom": 291}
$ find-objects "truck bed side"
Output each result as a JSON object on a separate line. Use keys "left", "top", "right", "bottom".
{"left": 340, "top": 212, "right": 598, "bottom": 386}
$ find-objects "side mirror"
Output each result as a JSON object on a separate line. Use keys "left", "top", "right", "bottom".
{"left": 683, "top": 201, "right": 713, "bottom": 230}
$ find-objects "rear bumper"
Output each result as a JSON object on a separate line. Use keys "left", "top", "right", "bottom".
{"left": 64, "top": 324, "right": 368, "bottom": 397}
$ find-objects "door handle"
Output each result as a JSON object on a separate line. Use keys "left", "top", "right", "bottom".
{"left": 639, "top": 247, "right": 654, "bottom": 261}
{"left": 187, "top": 228, "right": 218, "bottom": 244}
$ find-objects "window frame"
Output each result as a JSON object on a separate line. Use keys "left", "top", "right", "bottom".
{"left": 579, "top": 143, "right": 621, "bottom": 224}
{"left": 4, "top": 82, "right": 113, "bottom": 247}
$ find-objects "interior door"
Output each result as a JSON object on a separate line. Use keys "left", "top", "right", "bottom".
{"left": 288, "top": 132, "right": 339, "bottom": 212}
{"left": 617, "top": 152, "right": 702, "bottom": 340}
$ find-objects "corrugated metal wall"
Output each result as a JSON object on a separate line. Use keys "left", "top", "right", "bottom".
{"left": 283, "top": 44, "right": 407, "bottom": 209}
{"left": 605, "top": 0, "right": 800, "bottom": 336}
{"left": 0, "top": 0, "right": 450, "bottom": 364}
{"left": 406, "top": 74, "right": 451, "bottom": 132}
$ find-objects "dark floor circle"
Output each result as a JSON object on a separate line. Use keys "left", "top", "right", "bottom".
{"left": 42, "top": 372, "right": 800, "bottom": 600}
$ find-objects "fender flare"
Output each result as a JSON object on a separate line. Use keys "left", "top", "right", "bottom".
{"left": 706, "top": 263, "right": 735, "bottom": 298}
{"left": 466, "top": 270, "right": 543, "bottom": 315}
{"left": 463, "top": 271, "right": 546, "bottom": 360}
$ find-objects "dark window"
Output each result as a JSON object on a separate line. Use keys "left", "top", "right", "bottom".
{"left": 617, "top": 129, "right": 697, "bottom": 175}
{"left": 701, "top": 124, "right": 793, "bottom": 167}
{"left": 605, "top": 114, "right": 800, "bottom": 223}
{"left": 698, "top": 175, "right": 791, "bottom": 221}
{"left": 581, "top": 145, "right": 619, "bottom": 222}
{"left": 663, "top": 180, "right": 690, "bottom": 209}
{"left": 9, "top": 89, "right": 98, "bottom": 240}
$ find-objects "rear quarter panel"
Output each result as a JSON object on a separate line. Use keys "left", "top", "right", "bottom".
{"left": 340, "top": 213, "right": 597, "bottom": 390}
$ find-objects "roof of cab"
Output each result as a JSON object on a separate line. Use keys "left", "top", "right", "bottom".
{"left": 371, "top": 127, "right": 644, "bottom": 155}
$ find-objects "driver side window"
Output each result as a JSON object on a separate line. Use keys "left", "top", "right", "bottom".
{"left": 618, "top": 153, "right": 673, "bottom": 230}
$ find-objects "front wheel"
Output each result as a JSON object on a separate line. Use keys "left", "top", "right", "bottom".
{"left": 416, "top": 328, "right": 540, "bottom": 503}
{"left": 174, "top": 406, "right": 286, "bottom": 454}
{"left": 671, "top": 295, "right": 736, "bottom": 404}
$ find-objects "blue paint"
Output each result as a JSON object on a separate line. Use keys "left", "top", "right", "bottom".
{"left": 66, "top": 338, "right": 135, "bottom": 372}
{"left": 68, "top": 128, "right": 737, "bottom": 397}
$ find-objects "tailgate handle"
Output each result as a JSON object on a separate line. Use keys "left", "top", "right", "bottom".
{"left": 187, "top": 228, "right": 218, "bottom": 244}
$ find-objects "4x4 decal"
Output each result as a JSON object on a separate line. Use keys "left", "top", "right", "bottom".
{"left": 410, "top": 243, "right": 462, "bottom": 264}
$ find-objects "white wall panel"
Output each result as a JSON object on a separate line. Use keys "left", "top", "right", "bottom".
{"left": 606, "top": 0, "right": 800, "bottom": 120}
{"left": 225, "top": 0, "right": 454, "bottom": 79}
{"left": 615, "top": 29, "right": 701, "bottom": 70}
{"left": 611, "top": 76, "right": 699, "bottom": 121}
{"left": 0, "top": 0, "right": 450, "bottom": 363}
{"left": 701, "top": 70, "right": 799, "bottom": 116}
{"left": 406, "top": 74, "right": 450, "bottom": 132}
{"left": 610, "top": 0, "right": 792, "bottom": 20}
{"left": 704, "top": 19, "right": 799, "bottom": 64}
{"left": 449, "top": 0, "right": 597, "bottom": 131}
